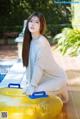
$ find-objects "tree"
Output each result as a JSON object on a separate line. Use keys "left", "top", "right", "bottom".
{"left": 0, "top": 0, "right": 71, "bottom": 38}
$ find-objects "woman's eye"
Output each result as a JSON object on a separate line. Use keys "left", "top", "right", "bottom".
{"left": 30, "top": 20, "right": 32, "bottom": 22}
{"left": 29, "top": 20, "right": 39, "bottom": 23}
{"left": 35, "top": 21, "right": 39, "bottom": 23}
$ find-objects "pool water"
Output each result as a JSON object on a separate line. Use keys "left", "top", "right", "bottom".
{"left": 0, "top": 74, "right": 6, "bottom": 82}
{"left": 0, "top": 59, "right": 23, "bottom": 84}
{"left": 0, "top": 65, "right": 12, "bottom": 83}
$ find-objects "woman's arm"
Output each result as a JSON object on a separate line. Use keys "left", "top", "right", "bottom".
{"left": 31, "top": 45, "right": 49, "bottom": 87}
{"left": 31, "top": 62, "right": 43, "bottom": 87}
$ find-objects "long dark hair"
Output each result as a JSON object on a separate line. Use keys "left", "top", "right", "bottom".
{"left": 22, "top": 12, "right": 46, "bottom": 67}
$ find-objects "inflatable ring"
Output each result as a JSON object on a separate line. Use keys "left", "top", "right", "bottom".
{"left": 0, "top": 85, "right": 63, "bottom": 119}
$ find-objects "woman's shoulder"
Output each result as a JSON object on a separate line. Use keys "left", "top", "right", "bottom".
{"left": 38, "top": 35, "right": 50, "bottom": 48}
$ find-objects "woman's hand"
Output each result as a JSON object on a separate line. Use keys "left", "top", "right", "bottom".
{"left": 23, "top": 84, "right": 36, "bottom": 95}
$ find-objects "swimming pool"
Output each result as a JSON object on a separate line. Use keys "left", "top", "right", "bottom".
{"left": 0, "top": 65, "right": 12, "bottom": 82}
{"left": 0, "top": 60, "right": 17, "bottom": 83}
{"left": 0, "top": 74, "right": 6, "bottom": 82}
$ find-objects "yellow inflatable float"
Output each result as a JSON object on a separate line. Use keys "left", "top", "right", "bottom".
{"left": 0, "top": 83, "right": 63, "bottom": 119}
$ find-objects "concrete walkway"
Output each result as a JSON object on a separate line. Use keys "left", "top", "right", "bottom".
{"left": 0, "top": 45, "right": 18, "bottom": 60}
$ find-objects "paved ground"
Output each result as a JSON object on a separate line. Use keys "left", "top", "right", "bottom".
{"left": 0, "top": 45, "right": 18, "bottom": 60}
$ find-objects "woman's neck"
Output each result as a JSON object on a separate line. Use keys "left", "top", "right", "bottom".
{"left": 32, "top": 33, "right": 41, "bottom": 40}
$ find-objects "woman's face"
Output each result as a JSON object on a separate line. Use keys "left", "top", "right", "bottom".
{"left": 28, "top": 16, "right": 40, "bottom": 35}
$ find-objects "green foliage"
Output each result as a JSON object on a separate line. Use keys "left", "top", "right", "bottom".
{"left": 46, "top": 24, "right": 72, "bottom": 45}
{"left": 0, "top": 0, "right": 71, "bottom": 31}
{"left": 54, "top": 28, "right": 80, "bottom": 56}
{"left": 0, "top": 0, "right": 71, "bottom": 46}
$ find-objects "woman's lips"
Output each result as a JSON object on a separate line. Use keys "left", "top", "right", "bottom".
{"left": 31, "top": 27, "right": 34, "bottom": 29}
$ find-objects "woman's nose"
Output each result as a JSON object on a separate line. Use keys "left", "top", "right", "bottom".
{"left": 30, "top": 21, "right": 34, "bottom": 25}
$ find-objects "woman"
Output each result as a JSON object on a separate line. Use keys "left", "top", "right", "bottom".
{"left": 21, "top": 12, "right": 68, "bottom": 102}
